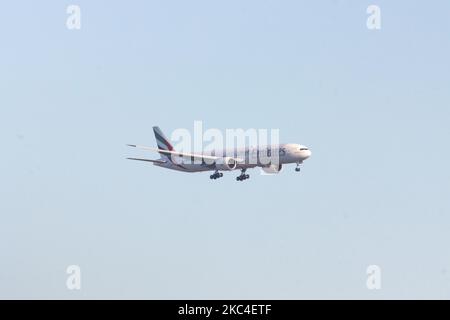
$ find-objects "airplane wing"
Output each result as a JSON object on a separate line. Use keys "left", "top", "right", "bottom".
{"left": 127, "top": 144, "right": 243, "bottom": 163}
{"left": 127, "top": 157, "right": 167, "bottom": 164}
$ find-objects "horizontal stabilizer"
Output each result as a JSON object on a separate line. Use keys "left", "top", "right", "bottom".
{"left": 127, "top": 157, "right": 166, "bottom": 164}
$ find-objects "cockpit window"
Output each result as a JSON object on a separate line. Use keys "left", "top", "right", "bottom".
{"left": 299, "top": 147, "right": 309, "bottom": 151}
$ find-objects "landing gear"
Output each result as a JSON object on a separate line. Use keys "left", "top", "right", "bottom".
{"left": 236, "top": 169, "right": 250, "bottom": 181}
{"left": 295, "top": 163, "right": 301, "bottom": 172}
{"left": 210, "top": 171, "right": 224, "bottom": 180}
{"left": 236, "top": 174, "right": 249, "bottom": 181}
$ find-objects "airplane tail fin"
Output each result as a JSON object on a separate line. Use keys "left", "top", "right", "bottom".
{"left": 153, "top": 126, "right": 174, "bottom": 151}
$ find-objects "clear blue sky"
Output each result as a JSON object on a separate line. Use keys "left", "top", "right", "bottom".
{"left": 1, "top": 0, "right": 450, "bottom": 299}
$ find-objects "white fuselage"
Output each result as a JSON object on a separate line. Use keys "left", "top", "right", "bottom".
{"left": 154, "top": 143, "right": 311, "bottom": 172}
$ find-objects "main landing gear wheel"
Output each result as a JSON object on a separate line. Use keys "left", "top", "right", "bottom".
{"left": 236, "top": 170, "right": 250, "bottom": 181}
{"left": 210, "top": 171, "right": 224, "bottom": 180}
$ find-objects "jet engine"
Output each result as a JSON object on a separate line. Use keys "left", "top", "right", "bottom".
{"left": 214, "top": 157, "right": 238, "bottom": 171}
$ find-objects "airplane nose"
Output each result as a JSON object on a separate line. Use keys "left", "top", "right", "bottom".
{"left": 306, "top": 150, "right": 312, "bottom": 158}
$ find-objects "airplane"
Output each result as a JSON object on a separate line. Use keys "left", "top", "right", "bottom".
{"left": 127, "top": 126, "right": 312, "bottom": 181}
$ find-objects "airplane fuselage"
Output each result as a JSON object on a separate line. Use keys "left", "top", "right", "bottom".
{"left": 154, "top": 143, "right": 311, "bottom": 173}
